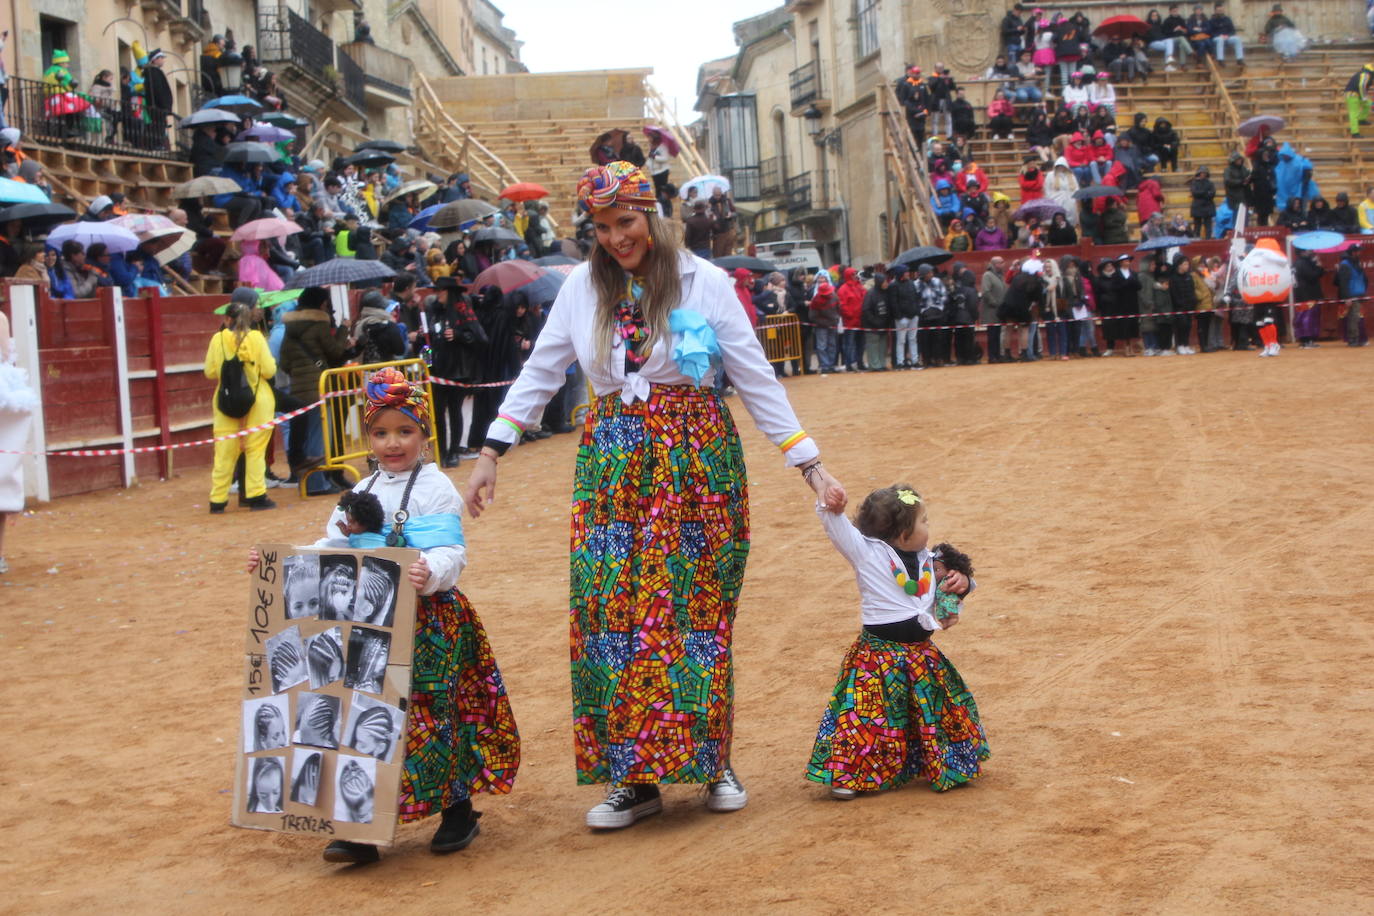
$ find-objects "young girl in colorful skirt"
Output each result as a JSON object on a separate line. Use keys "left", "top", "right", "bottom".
{"left": 806, "top": 484, "right": 988, "bottom": 799}
{"left": 248, "top": 366, "right": 519, "bottom": 863}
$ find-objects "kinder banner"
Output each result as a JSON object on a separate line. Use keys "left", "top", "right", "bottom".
{"left": 232, "top": 544, "right": 419, "bottom": 846}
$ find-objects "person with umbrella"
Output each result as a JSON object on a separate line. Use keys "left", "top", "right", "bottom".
{"left": 464, "top": 160, "right": 845, "bottom": 829}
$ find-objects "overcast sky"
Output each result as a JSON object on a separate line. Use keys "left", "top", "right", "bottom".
{"left": 501, "top": 0, "right": 782, "bottom": 124}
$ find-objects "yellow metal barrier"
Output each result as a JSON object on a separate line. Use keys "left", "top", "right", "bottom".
{"left": 755, "top": 313, "right": 802, "bottom": 364}
{"left": 301, "top": 358, "right": 440, "bottom": 497}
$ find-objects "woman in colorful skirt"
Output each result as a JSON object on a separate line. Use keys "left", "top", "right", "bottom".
{"left": 465, "top": 162, "right": 846, "bottom": 829}
{"left": 806, "top": 484, "right": 988, "bottom": 798}
{"left": 247, "top": 368, "right": 520, "bottom": 864}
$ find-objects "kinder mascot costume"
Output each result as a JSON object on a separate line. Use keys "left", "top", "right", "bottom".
{"left": 1239, "top": 237, "right": 1292, "bottom": 357}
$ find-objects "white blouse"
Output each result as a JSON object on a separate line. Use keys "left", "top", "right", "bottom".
{"left": 311, "top": 463, "right": 467, "bottom": 595}
{"left": 485, "top": 252, "right": 819, "bottom": 467}
{"left": 817, "top": 505, "right": 942, "bottom": 631}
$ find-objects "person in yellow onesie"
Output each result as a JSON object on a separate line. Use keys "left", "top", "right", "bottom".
{"left": 204, "top": 290, "right": 277, "bottom": 512}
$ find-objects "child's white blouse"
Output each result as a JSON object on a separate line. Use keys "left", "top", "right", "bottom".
{"left": 817, "top": 505, "right": 943, "bottom": 631}
{"left": 484, "top": 252, "right": 819, "bottom": 467}
{"left": 312, "top": 463, "right": 467, "bottom": 595}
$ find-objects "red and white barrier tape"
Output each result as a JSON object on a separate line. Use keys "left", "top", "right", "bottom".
{"left": 801, "top": 294, "right": 1374, "bottom": 333}
{"left": 0, "top": 376, "right": 515, "bottom": 458}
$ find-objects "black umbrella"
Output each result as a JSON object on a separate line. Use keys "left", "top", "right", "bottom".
{"left": 223, "top": 141, "right": 279, "bottom": 165}
{"left": 178, "top": 108, "right": 241, "bottom": 128}
{"left": 714, "top": 255, "right": 776, "bottom": 273}
{"left": 533, "top": 254, "right": 580, "bottom": 266}
{"left": 893, "top": 245, "right": 953, "bottom": 267}
{"left": 429, "top": 199, "right": 498, "bottom": 229}
{"left": 286, "top": 259, "right": 397, "bottom": 289}
{"left": 343, "top": 150, "right": 396, "bottom": 169}
{"left": 472, "top": 227, "right": 523, "bottom": 244}
{"left": 1073, "top": 185, "right": 1125, "bottom": 200}
{"left": 356, "top": 139, "right": 407, "bottom": 153}
{"left": 0, "top": 202, "right": 77, "bottom": 231}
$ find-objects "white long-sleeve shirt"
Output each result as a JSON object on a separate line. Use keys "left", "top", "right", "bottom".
{"left": 312, "top": 463, "right": 467, "bottom": 595}
{"left": 817, "top": 505, "right": 942, "bottom": 631}
{"left": 485, "top": 252, "right": 819, "bottom": 467}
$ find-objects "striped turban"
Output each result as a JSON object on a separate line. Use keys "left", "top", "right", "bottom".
{"left": 576, "top": 161, "right": 658, "bottom": 215}
{"left": 363, "top": 367, "right": 430, "bottom": 431}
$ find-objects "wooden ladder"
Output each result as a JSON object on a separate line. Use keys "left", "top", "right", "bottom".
{"left": 876, "top": 82, "right": 942, "bottom": 252}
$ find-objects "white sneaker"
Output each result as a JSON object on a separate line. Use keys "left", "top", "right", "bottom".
{"left": 586, "top": 785, "right": 662, "bottom": 829}
{"left": 1144, "top": 348, "right": 1158, "bottom": 357}
{"left": 705, "top": 766, "right": 749, "bottom": 812}
{"left": 1159, "top": 348, "right": 1176, "bottom": 356}
{"left": 1165, "top": 61, "right": 1178, "bottom": 72}
{"left": 831, "top": 786, "right": 858, "bottom": 800}
{"left": 1259, "top": 345, "right": 1272, "bottom": 357}
{"left": 1101, "top": 348, "right": 1114, "bottom": 357}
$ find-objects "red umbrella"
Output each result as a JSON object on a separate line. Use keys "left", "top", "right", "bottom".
{"left": 499, "top": 182, "right": 550, "bottom": 203}
{"left": 1092, "top": 15, "right": 1148, "bottom": 40}
{"left": 470, "top": 260, "right": 543, "bottom": 293}
{"left": 643, "top": 125, "right": 680, "bottom": 157}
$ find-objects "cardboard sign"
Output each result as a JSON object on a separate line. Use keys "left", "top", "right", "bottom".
{"left": 232, "top": 544, "right": 419, "bottom": 847}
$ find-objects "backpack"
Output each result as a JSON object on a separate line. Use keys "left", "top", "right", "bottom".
{"left": 216, "top": 334, "right": 259, "bottom": 419}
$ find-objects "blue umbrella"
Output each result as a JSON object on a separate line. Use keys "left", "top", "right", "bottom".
{"left": 408, "top": 203, "right": 441, "bottom": 232}
{"left": 201, "top": 95, "right": 263, "bottom": 113}
{"left": 1291, "top": 230, "right": 1346, "bottom": 251}
{"left": 47, "top": 221, "right": 141, "bottom": 253}
{"left": 0, "top": 178, "right": 50, "bottom": 205}
{"left": 1134, "top": 235, "right": 1195, "bottom": 252}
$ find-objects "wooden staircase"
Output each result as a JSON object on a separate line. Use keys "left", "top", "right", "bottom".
{"left": 877, "top": 81, "right": 943, "bottom": 251}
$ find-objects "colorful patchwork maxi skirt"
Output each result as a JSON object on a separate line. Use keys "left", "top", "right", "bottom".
{"left": 570, "top": 385, "right": 750, "bottom": 786}
{"left": 806, "top": 631, "right": 988, "bottom": 793}
{"left": 397, "top": 588, "right": 520, "bottom": 821}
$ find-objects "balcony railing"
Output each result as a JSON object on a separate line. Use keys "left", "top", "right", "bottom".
{"left": 4, "top": 75, "right": 186, "bottom": 162}
{"left": 759, "top": 156, "right": 783, "bottom": 197}
{"left": 784, "top": 172, "right": 812, "bottom": 212}
{"left": 789, "top": 60, "right": 820, "bottom": 110}
{"left": 258, "top": 7, "right": 334, "bottom": 82}
{"left": 723, "top": 166, "right": 760, "bottom": 202}
{"left": 341, "top": 41, "right": 414, "bottom": 102}
{"left": 336, "top": 47, "right": 366, "bottom": 111}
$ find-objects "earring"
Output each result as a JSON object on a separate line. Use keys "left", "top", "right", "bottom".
{"left": 646, "top": 234, "right": 655, "bottom": 250}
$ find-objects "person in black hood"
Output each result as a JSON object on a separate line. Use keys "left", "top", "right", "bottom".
{"left": 1325, "top": 192, "right": 1360, "bottom": 233}
{"left": 1248, "top": 143, "right": 1278, "bottom": 225}
{"left": 1127, "top": 113, "right": 1156, "bottom": 158}
{"left": 785, "top": 267, "right": 812, "bottom": 375}
{"left": 468, "top": 284, "right": 523, "bottom": 447}
{"left": 1152, "top": 117, "right": 1180, "bottom": 171}
{"left": 425, "top": 278, "right": 488, "bottom": 465}
{"left": 1189, "top": 166, "right": 1216, "bottom": 238}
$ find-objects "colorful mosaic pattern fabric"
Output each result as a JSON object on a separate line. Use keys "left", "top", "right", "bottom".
{"left": 397, "top": 588, "right": 520, "bottom": 821}
{"left": 806, "top": 630, "right": 988, "bottom": 793}
{"left": 570, "top": 385, "right": 749, "bottom": 785}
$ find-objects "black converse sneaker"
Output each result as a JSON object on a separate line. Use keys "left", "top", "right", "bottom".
{"left": 585, "top": 784, "right": 662, "bottom": 829}
{"left": 705, "top": 766, "right": 748, "bottom": 812}
{"left": 431, "top": 800, "right": 482, "bottom": 853}
{"left": 322, "top": 839, "right": 380, "bottom": 865}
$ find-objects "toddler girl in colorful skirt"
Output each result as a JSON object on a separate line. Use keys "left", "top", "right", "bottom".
{"left": 805, "top": 484, "right": 988, "bottom": 798}
{"left": 248, "top": 366, "right": 520, "bottom": 863}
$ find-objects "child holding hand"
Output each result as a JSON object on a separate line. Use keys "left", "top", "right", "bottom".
{"left": 806, "top": 484, "right": 988, "bottom": 799}
{"left": 247, "top": 367, "right": 519, "bottom": 864}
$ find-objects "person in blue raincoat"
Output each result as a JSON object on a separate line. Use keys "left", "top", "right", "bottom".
{"left": 1275, "top": 142, "right": 1319, "bottom": 213}
{"left": 933, "top": 179, "right": 960, "bottom": 228}
{"left": 107, "top": 250, "right": 139, "bottom": 297}
{"left": 270, "top": 172, "right": 298, "bottom": 213}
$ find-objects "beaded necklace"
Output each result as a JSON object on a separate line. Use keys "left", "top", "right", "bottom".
{"left": 616, "top": 276, "right": 649, "bottom": 374}
{"left": 889, "top": 555, "right": 932, "bottom": 597}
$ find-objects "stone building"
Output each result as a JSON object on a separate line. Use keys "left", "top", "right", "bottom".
{"left": 693, "top": 0, "right": 1369, "bottom": 265}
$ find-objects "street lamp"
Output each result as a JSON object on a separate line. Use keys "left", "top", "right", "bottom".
{"left": 803, "top": 104, "right": 822, "bottom": 139}
{"left": 218, "top": 51, "right": 244, "bottom": 93}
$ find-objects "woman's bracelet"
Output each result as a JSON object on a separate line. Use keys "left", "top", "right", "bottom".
{"left": 478, "top": 447, "right": 501, "bottom": 463}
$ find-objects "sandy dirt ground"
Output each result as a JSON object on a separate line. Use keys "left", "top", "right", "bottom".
{"left": 4, "top": 347, "right": 1374, "bottom": 915}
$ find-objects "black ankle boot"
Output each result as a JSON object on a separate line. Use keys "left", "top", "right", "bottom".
{"left": 431, "top": 799, "right": 482, "bottom": 853}
{"left": 323, "top": 839, "right": 380, "bottom": 864}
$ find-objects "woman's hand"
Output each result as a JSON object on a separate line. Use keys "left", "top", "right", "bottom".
{"left": 246, "top": 547, "right": 260, "bottom": 574}
{"left": 806, "top": 465, "right": 847, "bottom": 512}
{"left": 407, "top": 555, "right": 430, "bottom": 591}
{"left": 464, "top": 455, "right": 497, "bottom": 518}
{"left": 941, "top": 613, "right": 961, "bottom": 630}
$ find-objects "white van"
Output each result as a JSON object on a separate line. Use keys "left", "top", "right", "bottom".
{"left": 755, "top": 240, "right": 824, "bottom": 274}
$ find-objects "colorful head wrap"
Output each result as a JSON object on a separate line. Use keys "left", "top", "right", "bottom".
{"left": 576, "top": 161, "right": 657, "bottom": 215}
{"left": 363, "top": 367, "right": 430, "bottom": 431}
